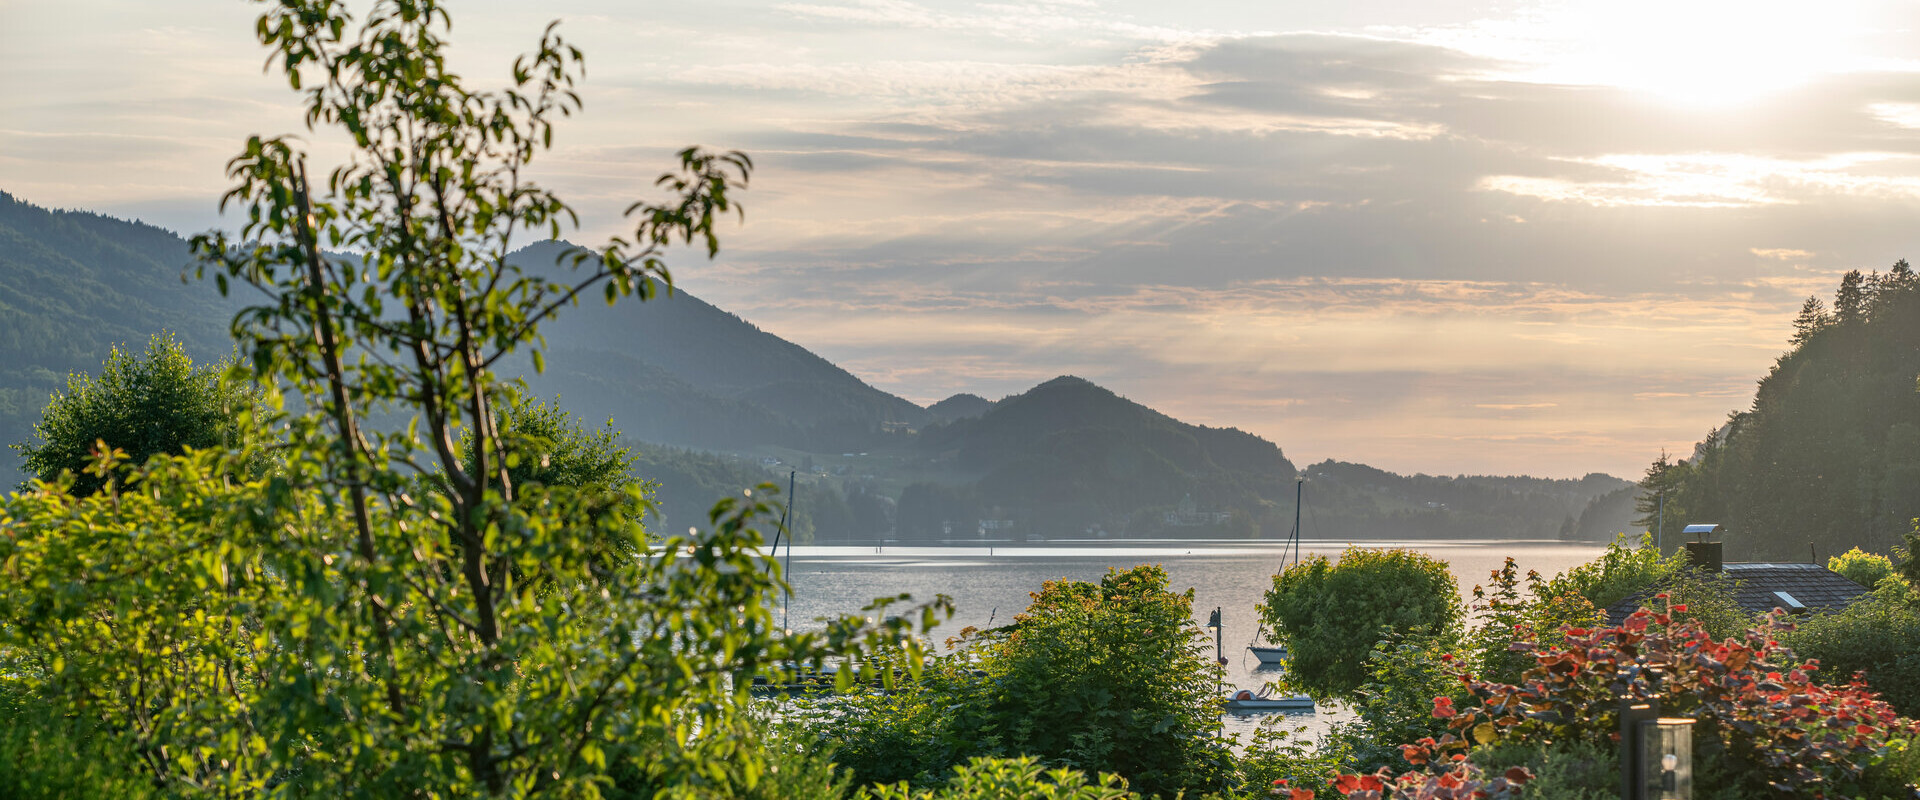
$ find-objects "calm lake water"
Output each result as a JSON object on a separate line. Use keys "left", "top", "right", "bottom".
{"left": 768, "top": 538, "right": 1606, "bottom": 743}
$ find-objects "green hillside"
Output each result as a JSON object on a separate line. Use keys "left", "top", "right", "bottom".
{"left": 509, "top": 240, "right": 926, "bottom": 453}
{"left": 0, "top": 192, "right": 241, "bottom": 487}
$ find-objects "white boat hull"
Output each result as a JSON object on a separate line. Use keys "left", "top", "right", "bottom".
{"left": 1248, "top": 645, "right": 1288, "bottom": 665}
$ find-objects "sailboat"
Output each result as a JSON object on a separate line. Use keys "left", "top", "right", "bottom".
{"left": 1248, "top": 627, "right": 1288, "bottom": 665}
{"left": 1248, "top": 476, "right": 1305, "bottom": 664}
{"left": 1225, "top": 476, "right": 1315, "bottom": 712}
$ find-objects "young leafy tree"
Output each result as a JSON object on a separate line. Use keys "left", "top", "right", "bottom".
{"left": 0, "top": 1, "right": 943, "bottom": 797}
{"left": 1259, "top": 548, "right": 1460, "bottom": 699}
{"left": 12, "top": 332, "right": 268, "bottom": 494}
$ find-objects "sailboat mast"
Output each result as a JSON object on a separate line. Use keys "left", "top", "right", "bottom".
{"left": 784, "top": 470, "right": 797, "bottom": 631}
{"left": 1290, "top": 476, "right": 1303, "bottom": 569}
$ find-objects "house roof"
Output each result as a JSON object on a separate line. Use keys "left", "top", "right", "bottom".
{"left": 1604, "top": 563, "right": 1871, "bottom": 626}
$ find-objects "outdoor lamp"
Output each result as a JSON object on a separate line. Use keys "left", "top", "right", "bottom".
{"left": 1639, "top": 718, "right": 1694, "bottom": 800}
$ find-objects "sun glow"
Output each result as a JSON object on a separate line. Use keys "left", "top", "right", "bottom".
{"left": 1475, "top": 0, "right": 1875, "bottom": 108}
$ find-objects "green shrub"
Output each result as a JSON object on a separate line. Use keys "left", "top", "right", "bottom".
{"left": 1831, "top": 547, "right": 1899, "bottom": 588}
{"left": 1259, "top": 548, "right": 1459, "bottom": 698}
{"left": 855, "top": 757, "right": 1136, "bottom": 800}
{"left": 1236, "top": 722, "right": 1347, "bottom": 799}
{"left": 1786, "top": 578, "right": 1920, "bottom": 717}
{"left": 12, "top": 333, "right": 270, "bottom": 494}
{"left": 0, "top": 679, "right": 159, "bottom": 800}
{"left": 794, "top": 566, "right": 1231, "bottom": 799}
{"left": 1322, "top": 631, "right": 1465, "bottom": 774}
{"left": 1468, "top": 741, "right": 1615, "bottom": 800}
{"left": 1540, "top": 534, "right": 1674, "bottom": 609}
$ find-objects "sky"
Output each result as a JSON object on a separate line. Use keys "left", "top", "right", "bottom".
{"left": 6, "top": 0, "right": 1920, "bottom": 479}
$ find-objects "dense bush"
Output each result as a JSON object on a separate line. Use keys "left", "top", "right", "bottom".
{"left": 0, "top": 678, "right": 160, "bottom": 800}
{"left": 1436, "top": 604, "right": 1919, "bottom": 798}
{"left": 855, "top": 757, "right": 1135, "bottom": 800}
{"left": 1831, "top": 546, "right": 1899, "bottom": 588}
{"left": 1260, "top": 548, "right": 1459, "bottom": 698}
{"left": 11, "top": 333, "right": 269, "bottom": 493}
{"left": 1787, "top": 578, "right": 1920, "bottom": 718}
{"left": 792, "top": 565, "right": 1232, "bottom": 798}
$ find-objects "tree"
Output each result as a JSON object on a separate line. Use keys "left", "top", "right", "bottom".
{"left": 464, "top": 389, "right": 649, "bottom": 571}
{"left": 12, "top": 333, "right": 268, "bottom": 494}
{"left": 795, "top": 566, "right": 1231, "bottom": 798}
{"left": 0, "top": 1, "right": 938, "bottom": 796}
{"left": 1259, "top": 548, "right": 1459, "bottom": 699}
{"left": 1789, "top": 295, "right": 1832, "bottom": 347}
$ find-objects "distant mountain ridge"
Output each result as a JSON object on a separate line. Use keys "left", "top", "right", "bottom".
{"left": 507, "top": 240, "right": 927, "bottom": 452}
{"left": 911, "top": 375, "right": 1298, "bottom": 536}
{"left": 0, "top": 191, "right": 1629, "bottom": 543}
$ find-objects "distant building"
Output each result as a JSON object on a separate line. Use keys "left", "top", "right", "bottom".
{"left": 1164, "top": 493, "right": 1230, "bottom": 527}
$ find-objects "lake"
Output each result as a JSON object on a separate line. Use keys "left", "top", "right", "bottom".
{"left": 770, "top": 538, "right": 1607, "bottom": 743}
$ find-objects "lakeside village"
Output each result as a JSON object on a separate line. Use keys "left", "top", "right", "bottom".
{"left": 11, "top": 2, "right": 1920, "bottom": 799}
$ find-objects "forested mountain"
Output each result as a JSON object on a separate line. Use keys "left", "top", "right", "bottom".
{"left": 907, "top": 376, "right": 1299, "bottom": 537}
{"left": 0, "top": 192, "right": 242, "bottom": 487}
{"left": 507, "top": 240, "right": 927, "bottom": 452}
{"left": 1300, "top": 460, "right": 1633, "bottom": 540}
{"left": 1639, "top": 262, "right": 1920, "bottom": 559}
{"left": 926, "top": 393, "right": 995, "bottom": 422}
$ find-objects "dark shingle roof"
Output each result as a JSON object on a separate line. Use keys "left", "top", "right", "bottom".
{"left": 1604, "top": 563, "right": 1870, "bottom": 626}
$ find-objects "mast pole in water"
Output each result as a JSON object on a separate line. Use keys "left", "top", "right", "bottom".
{"left": 783, "top": 470, "right": 797, "bottom": 632}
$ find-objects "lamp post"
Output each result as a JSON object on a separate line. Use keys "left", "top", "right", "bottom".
{"left": 1620, "top": 669, "right": 1693, "bottom": 800}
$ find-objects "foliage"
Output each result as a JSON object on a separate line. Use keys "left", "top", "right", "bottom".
{"left": 1832, "top": 547, "right": 1899, "bottom": 588}
{"left": 1260, "top": 548, "right": 1460, "bottom": 698}
{"left": 1463, "top": 557, "right": 1602, "bottom": 686}
{"left": 464, "top": 389, "right": 649, "bottom": 568}
{"left": 1534, "top": 535, "right": 1749, "bottom": 641}
{"left": 1236, "top": 725, "right": 1348, "bottom": 800}
{"left": 12, "top": 332, "right": 268, "bottom": 494}
{"left": 1315, "top": 754, "right": 1531, "bottom": 800}
{"left": 604, "top": 717, "right": 851, "bottom": 800}
{"left": 1539, "top": 534, "right": 1674, "bottom": 610}
{"left": 1786, "top": 578, "right": 1920, "bottom": 718}
{"left": 1462, "top": 741, "right": 1614, "bottom": 800}
{"left": 854, "top": 757, "right": 1137, "bottom": 800}
{"left": 791, "top": 565, "right": 1231, "bottom": 799}
{"left": 1634, "top": 262, "right": 1920, "bottom": 557}
{"left": 1323, "top": 632, "right": 1469, "bottom": 775}
{"left": 0, "top": 1, "right": 940, "bottom": 797}
{"left": 0, "top": 678, "right": 162, "bottom": 800}
{"left": 0, "top": 191, "right": 243, "bottom": 489}
{"left": 1438, "top": 603, "right": 1920, "bottom": 798}
{"left": 991, "top": 565, "right": 1232, "bottom": 797}
{"left": 783, "top": 649, "right": 998, "bottom": 788}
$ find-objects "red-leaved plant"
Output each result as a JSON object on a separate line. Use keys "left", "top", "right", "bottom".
{"left": 1308, "top": 597, "right": 1919, "bottom": 799}
{"left": 1445, "top": 598, "right": 1917, "bottom": 796}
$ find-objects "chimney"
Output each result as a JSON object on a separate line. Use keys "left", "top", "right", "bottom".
{"left": 1682, "top": 524, "right": 1723, "bottom": 572}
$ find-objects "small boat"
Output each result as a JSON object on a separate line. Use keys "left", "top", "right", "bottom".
{"left": 1248, "top": 623, "right": 1288, "bottom": 664}
{"left": 1225, "top": 687, "right": 1315, "bottom": 712}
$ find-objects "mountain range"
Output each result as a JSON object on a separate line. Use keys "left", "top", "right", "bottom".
{"left": 0, "top": 191, "right": 1635, "bottom": 541}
